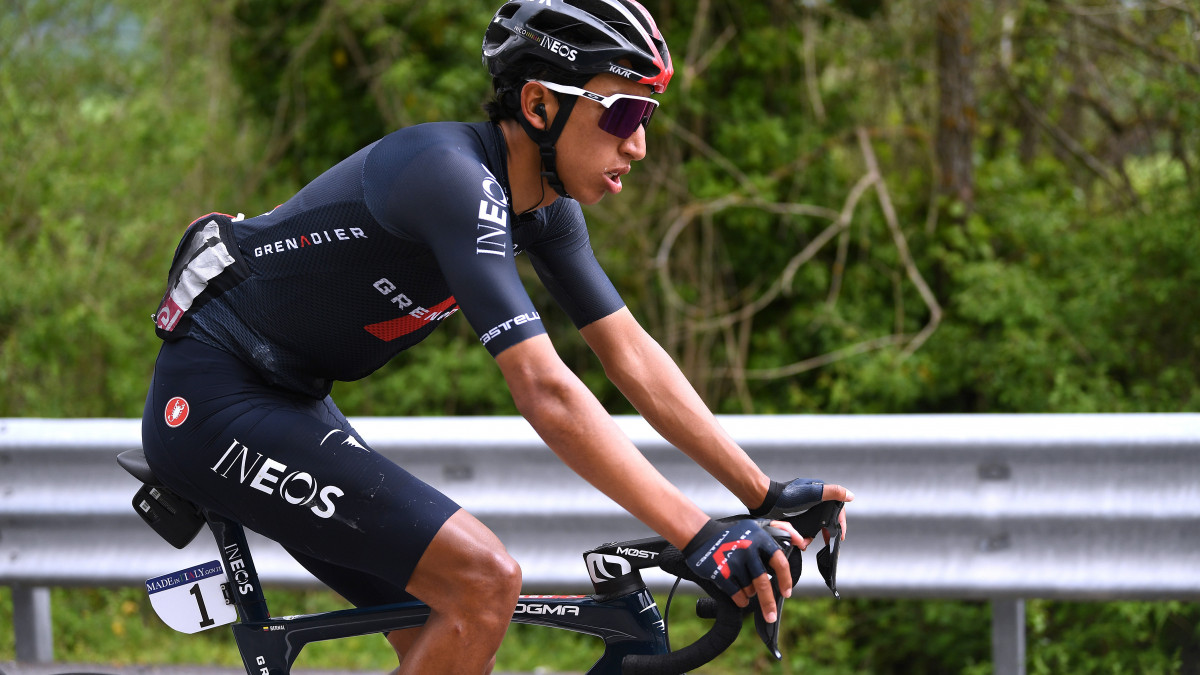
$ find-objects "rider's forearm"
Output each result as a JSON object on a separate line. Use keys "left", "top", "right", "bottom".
{"left": 581, "top": 311, "right": 769, "bottom": 510}
{"left": 498, "top": 336, "right": 710, "bottom": 549}
{"left": 615, "top": 349, "right": 768, "bottom": 508}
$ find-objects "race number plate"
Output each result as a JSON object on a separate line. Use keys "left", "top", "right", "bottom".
{"left": 146, "top": 560, "right": 237, "bottom": 633}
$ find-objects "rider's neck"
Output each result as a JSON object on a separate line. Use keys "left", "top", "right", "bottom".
{"left": 498, "top": 118, "right": 559, "bottom": 215}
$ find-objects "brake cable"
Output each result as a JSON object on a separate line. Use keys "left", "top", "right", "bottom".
{"left": 662, "top": 575, "right": 683, "bottom": 651}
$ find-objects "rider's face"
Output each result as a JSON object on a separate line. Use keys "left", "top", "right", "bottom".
{"left": 551, "top": 73, "right": 652, "bottom": 205}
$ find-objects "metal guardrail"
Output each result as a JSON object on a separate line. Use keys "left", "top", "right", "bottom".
{"left": 3, "top": 414, "right": 1199, "bottom": 673}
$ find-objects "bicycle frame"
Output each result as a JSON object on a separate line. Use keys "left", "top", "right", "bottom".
{"left": 120, "top": 448, "right": 841, "bottom": 675}
{"left": 206, "top": 509, "right": 670, "bottom": 675}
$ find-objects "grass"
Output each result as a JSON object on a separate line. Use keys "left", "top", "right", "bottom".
{"left": 0, "top": 584, "right": 892, "bottom": 674}
{"left": 5, "top": 586, "right": 1195, "bottom": 673}
{"left": 0, "top": 586, "right": 622, "bottom": 672}
{"left": 0, "top": 585, "right": 766, "bottom": 673}
{"left": 46, "top": 586, "right": 396, "bottom": 670}
{"left": 1, "top": 587, "right": 11, "bottom": 661}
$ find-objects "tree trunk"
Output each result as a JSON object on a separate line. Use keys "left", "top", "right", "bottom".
{"left": 935, "top": 0, "right": 976, "bottom": 224}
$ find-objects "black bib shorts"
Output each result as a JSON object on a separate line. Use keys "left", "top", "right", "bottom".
{"left": 142, "top": 338, "right": 460, "bottom": 606}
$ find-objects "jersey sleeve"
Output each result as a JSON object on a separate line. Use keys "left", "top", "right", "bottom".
{"left": 526, "top": 200, "right": 626, "bottom": 329}
{"left": 362, "top": 134, "right": 546, "bottom": 357}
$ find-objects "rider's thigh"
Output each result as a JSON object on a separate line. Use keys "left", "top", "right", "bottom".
{"left": 405, "top": 509, "right": 522, "bottom": 618}
{"left": 143, "top": 339, "right": 462, "bottom": 605}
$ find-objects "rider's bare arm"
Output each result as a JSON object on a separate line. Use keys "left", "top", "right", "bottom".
{"left": 495, "top": 334, "right": 710, "bottom": 551}
{"left": 579, "top": 307, "right": 771, "bottom": 510}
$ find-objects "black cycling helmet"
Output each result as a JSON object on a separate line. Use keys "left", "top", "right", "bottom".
{"left": 482, "top": 0, "right": 673, "bottom": 199}
{"left": 483, "top": 0, "right": 673, "bottom": 93}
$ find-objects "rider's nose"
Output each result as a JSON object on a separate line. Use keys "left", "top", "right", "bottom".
{"left": 621, "top": 125, "right": 647, "bottom": 161}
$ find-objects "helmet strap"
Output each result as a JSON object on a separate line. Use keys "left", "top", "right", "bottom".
{"left": 515, "top": 95, "right": 578, "bottom": 200}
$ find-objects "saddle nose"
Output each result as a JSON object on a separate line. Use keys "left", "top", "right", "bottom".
{"left": 117, "top": 448, "right": 162, "bottom": 485}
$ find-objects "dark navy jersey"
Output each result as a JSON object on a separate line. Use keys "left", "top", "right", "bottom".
{"left": 153, "top": 121, "right": 625, "bottom": 398}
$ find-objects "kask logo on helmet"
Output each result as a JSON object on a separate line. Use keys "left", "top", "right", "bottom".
{"left": 609, "top": 65, "right": 639, "bottom": 79}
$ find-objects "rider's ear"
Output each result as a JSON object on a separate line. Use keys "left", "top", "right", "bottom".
{"left": 521, "top": 82, "right": 552, "bottom": 130}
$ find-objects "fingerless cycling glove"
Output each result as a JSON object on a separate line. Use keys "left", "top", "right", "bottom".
{"left": 682, "top": 519, "right": 781, "bottom": 597}
{"left": 750, "top": 478, "right": 825, "bottom": 519}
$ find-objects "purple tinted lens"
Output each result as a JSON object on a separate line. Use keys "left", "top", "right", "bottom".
{"left": 599, "top": 98, "right": 658, "bottom": 138}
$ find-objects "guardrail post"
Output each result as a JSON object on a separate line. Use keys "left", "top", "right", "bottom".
{"left": 13, "top": 584, "right": 54, "bottom": 663}
{"left": 991, "top": 598, "right": 1026, "bottom": 675}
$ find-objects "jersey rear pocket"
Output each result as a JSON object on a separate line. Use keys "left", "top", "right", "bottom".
{"left": 154, "top": 213, "right": 248, "bottom": 340}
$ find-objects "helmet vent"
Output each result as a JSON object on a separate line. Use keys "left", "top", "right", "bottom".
{"left": 528, "top": 14, "right": 609, "bottom": 49}
{"left": 567, "top": 0, "right": 644, "bottom": 44}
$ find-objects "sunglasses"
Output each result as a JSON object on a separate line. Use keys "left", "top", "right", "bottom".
{"left": 531, "top": 80, "right": 660, "bottom": 139}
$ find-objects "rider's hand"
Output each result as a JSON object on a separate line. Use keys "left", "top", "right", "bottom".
{"left": 682, "top": 519, "right": 792, "bottom": 622}
{"left": 750, "top": 477, "right": 854, "bottom": 545}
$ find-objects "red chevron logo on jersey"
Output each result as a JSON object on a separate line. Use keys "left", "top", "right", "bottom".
{"left": 364, "top": 296, "right": 458, "bottom": 342}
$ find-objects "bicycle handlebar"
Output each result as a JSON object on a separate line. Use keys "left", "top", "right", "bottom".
{"left": 620, "top": 501, "right": 844, "bottom": 675}
{"left": 620, "top": 545, "right": 744, "bottom": 675}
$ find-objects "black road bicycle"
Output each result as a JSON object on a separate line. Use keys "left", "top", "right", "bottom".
{"left": 117, "top": 449, "right": 843, "bottom": 675}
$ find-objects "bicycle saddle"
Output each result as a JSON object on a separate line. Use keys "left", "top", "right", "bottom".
{"left": 118, "top": 448, "right": 205, "bottom": 549}
{"left": 117, "top": 448, "right": 161, "bottom": 485}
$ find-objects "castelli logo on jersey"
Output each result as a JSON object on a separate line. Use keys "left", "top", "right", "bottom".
{"left": 165, "top": 397, "right": 190, "bottom": 428}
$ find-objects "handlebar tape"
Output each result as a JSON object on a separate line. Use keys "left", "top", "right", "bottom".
{"left": 621, "top": 546, "right": 744, "bottom": 675}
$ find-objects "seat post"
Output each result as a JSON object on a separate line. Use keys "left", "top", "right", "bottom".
{"left": 206, "top": 512, "right": 271, "bottom": 623}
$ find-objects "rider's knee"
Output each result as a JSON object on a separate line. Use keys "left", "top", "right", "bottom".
{"left": 473, "top": 549, "right": 522, "bottom": 608}
{"left": 424, "top": 546, "right": 521, "bottom": 605}
{"left": 442, "top": 548, "right": 520, "bottom": 626}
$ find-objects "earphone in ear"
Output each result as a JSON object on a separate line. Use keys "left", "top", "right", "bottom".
{"left": 534, "top": 103, "right": 547, "bottom": 119}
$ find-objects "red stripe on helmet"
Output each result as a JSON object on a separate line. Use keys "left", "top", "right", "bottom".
{"left": 617, "top": 0, "right": 673, "bottom": 92}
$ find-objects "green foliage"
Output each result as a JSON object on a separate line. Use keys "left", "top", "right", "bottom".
{"left": 3, "top": 0, "right": 1199, "bottom": 671}
{"left": 0, "top": 1, "right": 267, "bottom": 416}
{"left": 920, "top": 157, "right": 1200, "bottom": 412}
{"left": 4, "top": 2, "right": 1194, "bottom": 415}
{"left": 1027, "top": 600, "right": 1200, "bottom": 675}
{"left": 612, "top": 0, "right": 1200, "bottom": 415}
{"left": 24, "top": 588, "right": 1200, "bottom": 673}
{"left": 50, "top": 587, "right": 242, "bottom": 667}
{"left": 27, "top": 587, "right": 394, "bottom": 668}
{"left": 228, "top": 0, "right": 494, "bottom": 184}
{"left": 0, "top": 587, "right": 11, "bottom": 659}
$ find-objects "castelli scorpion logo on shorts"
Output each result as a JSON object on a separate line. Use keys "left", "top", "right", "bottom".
{"left": 165, "top": 397, "right": 190, "bottom": 428}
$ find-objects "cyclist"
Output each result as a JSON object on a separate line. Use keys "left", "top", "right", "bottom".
{"left": 142, "top": 1, "right": 853, "bottom": 673}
